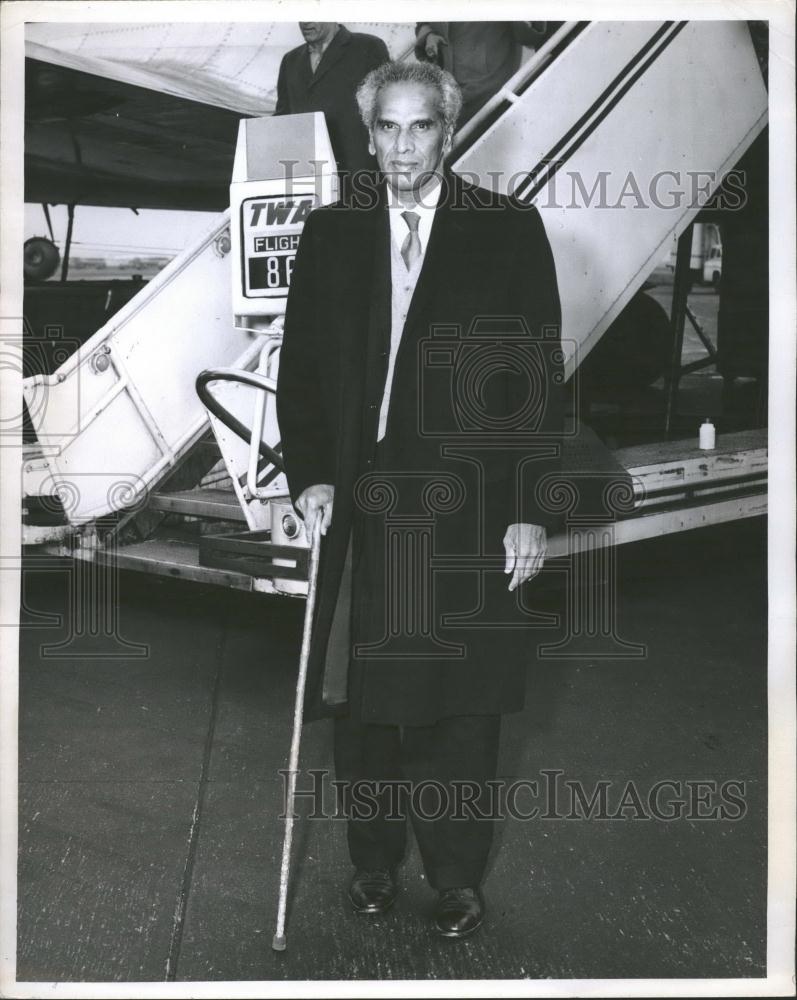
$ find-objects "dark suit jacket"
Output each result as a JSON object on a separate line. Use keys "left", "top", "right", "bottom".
{"left": 277, "top": 172, "right": 564, "bottom": 723}
{"left": 274, "top": 26, "right": 389, "bottom": 175}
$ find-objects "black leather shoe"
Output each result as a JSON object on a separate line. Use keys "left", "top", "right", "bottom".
{"left": 348, "top": 868, "right": 397, "bottom": 914}
{"left": 433, "top": 886, "right": 485, "bottom": 938}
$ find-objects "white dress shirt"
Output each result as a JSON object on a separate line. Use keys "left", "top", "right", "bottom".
{"left": 386, "top": 177, "right": 442, "bottom": 257}
{"left": 378, "top": 178, "right": 443, "bottom": 441}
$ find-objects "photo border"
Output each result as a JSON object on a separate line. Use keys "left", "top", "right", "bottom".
{"left": 1, "top": 2, "right": 794, "bottom": 997}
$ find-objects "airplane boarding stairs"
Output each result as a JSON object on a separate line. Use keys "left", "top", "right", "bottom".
{"left": 21, "top": 21, "right": 768, "bottom": 589}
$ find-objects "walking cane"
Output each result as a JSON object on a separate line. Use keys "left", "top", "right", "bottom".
{"left": 272, "top": 514, "right": 323, "bottom": 952}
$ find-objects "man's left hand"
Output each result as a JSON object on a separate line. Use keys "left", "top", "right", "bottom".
{"left": 503, "top": 523, "right": 547, "bottom": 591}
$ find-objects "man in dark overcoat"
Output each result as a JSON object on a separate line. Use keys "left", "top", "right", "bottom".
{"left": 276, "top": 59, "right": 563, "bottom": 938}
{"left": 274, "top": 23, "right": 389, "bottom": 176}
{"left": 414, "top": 21, "right": 549, "bottom": 122}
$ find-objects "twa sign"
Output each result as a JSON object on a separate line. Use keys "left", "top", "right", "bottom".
{"left": 241, "top": 195, "right": 316, "bottom": 298}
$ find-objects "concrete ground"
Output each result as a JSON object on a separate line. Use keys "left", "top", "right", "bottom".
{"left": 15, "top": 515, "right": 767, "bottom": 983}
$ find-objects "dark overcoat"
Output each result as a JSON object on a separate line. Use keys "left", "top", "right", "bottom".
{"left": 274, "top": 26, "right": 389, "bottom": 176}
{"left": 414, "top": 22, "right": 548, "bottom": 120}
{"left": 276, "top": 172, "right": 564, "bottom": 725}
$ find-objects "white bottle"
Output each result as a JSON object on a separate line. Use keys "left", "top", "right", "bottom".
{"left": 699, "top": 418, "right": 716, "bottom": 450}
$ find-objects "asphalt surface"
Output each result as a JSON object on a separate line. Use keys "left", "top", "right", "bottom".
{"left": 16, "top": 516, "right": 767, "bottom": 982}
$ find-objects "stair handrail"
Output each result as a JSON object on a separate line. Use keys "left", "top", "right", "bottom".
{"left": 195, "top": 368, "right": 284, "bottom": 471}
{"left": 451, "top": 21, "right": 583, "bottom": 157}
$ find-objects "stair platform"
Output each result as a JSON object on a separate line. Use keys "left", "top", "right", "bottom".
{"left": 148, "top": 488, "right": 248, "bottom": 522}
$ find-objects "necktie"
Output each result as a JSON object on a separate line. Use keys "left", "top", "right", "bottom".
{"left": 400, "top": 211, "right": 422, "bottom": 270}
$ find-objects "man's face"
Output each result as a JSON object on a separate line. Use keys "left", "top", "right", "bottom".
{"left": 369, "top": 82, "right": 451, "bottom": 199}
{"left": 299, "top": 23, "right": 337, "bottom": 46}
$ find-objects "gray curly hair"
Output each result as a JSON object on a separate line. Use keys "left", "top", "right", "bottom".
{"left": 356, "top": 60, "right": 463, "bottom": 135}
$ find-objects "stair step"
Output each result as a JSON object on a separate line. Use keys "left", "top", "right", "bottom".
{"left": 85, "top": 534, "right": 256, "bottom": 590}
{"left": 148, "top": 488, "right": 247, "bottom": 521}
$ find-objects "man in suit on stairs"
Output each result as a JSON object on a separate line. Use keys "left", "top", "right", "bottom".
{"left": 274, "top": 23, "right": 389, "bottom": 178}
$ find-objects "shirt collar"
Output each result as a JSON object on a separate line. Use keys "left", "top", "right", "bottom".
{"left": 386, "top": 175, "right": 443, "bottom": 214}
{"left": 387, "top": 176, "right": 443, "bottom": 252}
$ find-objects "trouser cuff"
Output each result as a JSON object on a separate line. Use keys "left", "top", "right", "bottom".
{"left": 429, "top": 864, "right": 486, "bottom": 891}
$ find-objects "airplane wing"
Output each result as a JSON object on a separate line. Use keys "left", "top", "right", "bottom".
{"left": 24, "top": 22, "right": 415, "bottom": 211}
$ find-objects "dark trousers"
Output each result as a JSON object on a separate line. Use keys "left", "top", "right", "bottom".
{"left": 333, "top": 713, "right": 501, "bottom": 890}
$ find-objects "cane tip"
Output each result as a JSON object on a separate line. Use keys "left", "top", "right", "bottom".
{"left": 272, "top": 934, "right": 287, "bottom": 952}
